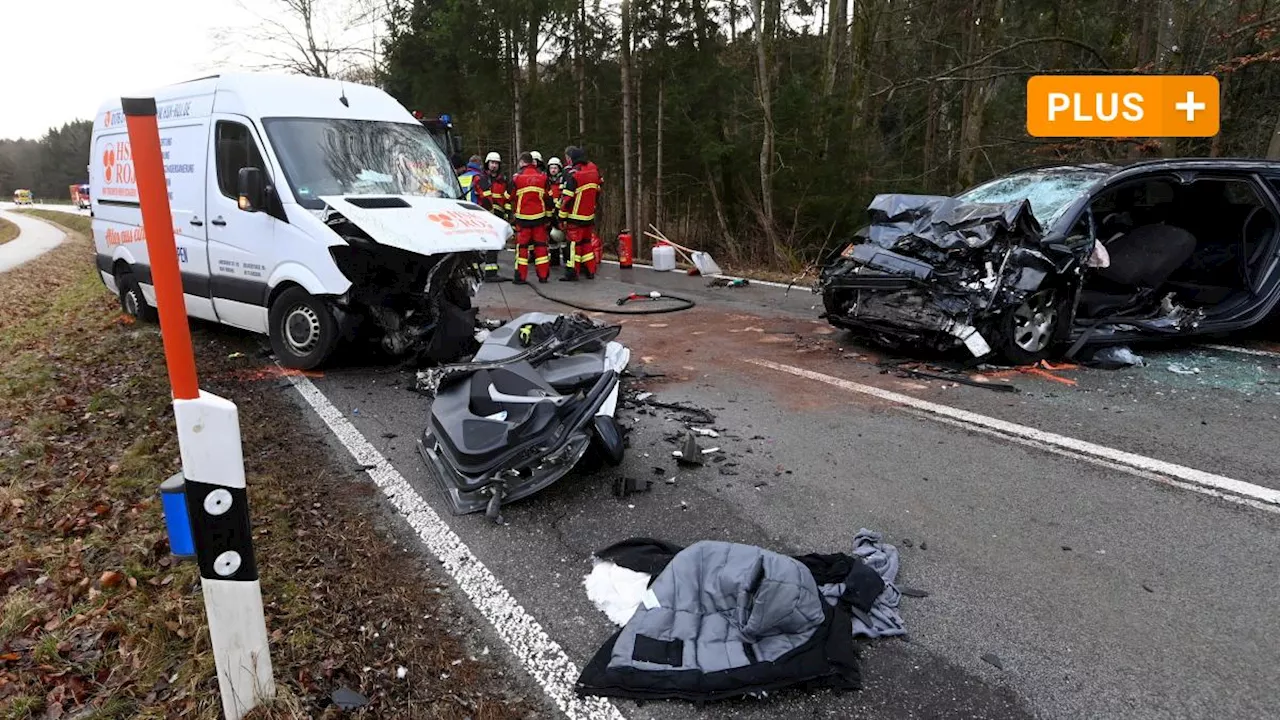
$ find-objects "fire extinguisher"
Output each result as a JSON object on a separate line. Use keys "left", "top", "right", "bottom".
{"left": 618, "top": 229, "right": 634, "bottom": 268}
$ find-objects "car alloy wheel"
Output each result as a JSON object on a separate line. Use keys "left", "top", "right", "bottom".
{"left": 1011, "top": 289, "right": 1058, "bottom": 354}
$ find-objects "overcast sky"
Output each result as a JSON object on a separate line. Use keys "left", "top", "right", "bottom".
{"left": 1, "top": 0, "right": 263, "bottom": 140}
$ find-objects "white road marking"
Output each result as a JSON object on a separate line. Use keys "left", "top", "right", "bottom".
{"left": 749, "top": 358, "right": 1280, "bottom": 510}
{"left": 1199, "top": 344, "right": 1280, "bottom": 360}
{"left": 288, "top": 375, "right": 626, "bottom": 720}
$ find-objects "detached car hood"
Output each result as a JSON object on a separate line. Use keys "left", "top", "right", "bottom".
{"left": 320, "top": 194, "right": 510, "bottom": 255}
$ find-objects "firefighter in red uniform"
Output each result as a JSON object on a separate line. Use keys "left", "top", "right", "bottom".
{"left": 558, "top": 146, "right": 602, "bottom": 281}
{"left": 474, "top": 151, "right": 510, "bottom": 279}
{"left": 511, "top": 152, "right": 553, "bottom": 284}
{"left": 546, "top": 156, "right": 565, "bottom": 267}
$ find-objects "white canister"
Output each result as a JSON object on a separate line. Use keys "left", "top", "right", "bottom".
{"left": 652, "top": 244, "right": 676, "bottom": 272}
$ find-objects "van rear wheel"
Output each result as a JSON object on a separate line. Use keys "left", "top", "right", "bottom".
{"left": 269, "top": 287, "right": 339, "bottom": 370}
{"left": 117, "top": 272, "right": 158, "bottom": 323}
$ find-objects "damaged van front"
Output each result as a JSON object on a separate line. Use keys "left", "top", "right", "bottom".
{"left": 261, "top": 115, "right": 512, "bottom": 367}
{"left": 92, "top": 74, "right": 509, "bottom": 370}
{"left": 819, "top": 193, "right": 1078, "bottom": 363}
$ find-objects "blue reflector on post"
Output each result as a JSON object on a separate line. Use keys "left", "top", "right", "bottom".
{"left": 160, "top": 473, "right": 196, "bottom": 558}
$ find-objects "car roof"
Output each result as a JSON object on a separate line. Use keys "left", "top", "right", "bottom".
{"left": 1009, "top": 157, "right": 1280, "bottom": 180}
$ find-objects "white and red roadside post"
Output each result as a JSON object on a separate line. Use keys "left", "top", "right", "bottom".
{"left": 122, "top": 97, "right": 275, "bottom": 719}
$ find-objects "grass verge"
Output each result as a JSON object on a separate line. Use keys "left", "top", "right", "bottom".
{"left": 0, "top": 217, "right": 17, "bottom": 245}
{"left": 0, "top": 212, "right": 535, "bottom": 718}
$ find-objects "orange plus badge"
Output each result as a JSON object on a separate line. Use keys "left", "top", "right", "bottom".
{"left": 1026, "top": 75, "right": 1219, "bottom": 138}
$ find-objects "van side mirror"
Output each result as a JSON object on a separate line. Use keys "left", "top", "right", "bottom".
{"left": 237, "top": 167, "right": 265, "bottom": 212}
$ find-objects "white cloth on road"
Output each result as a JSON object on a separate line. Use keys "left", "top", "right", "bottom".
{"left": 0, "top": 206, "right": 68, "bottom": 274}
{"left": 583, "top": 559, "right": 651, "bottom": 626}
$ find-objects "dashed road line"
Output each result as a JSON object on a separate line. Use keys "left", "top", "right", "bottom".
{"left": 288, "top": 375, "right": 626, "bottom": 720}
{"left": 749, "top": 358, "right": 1280, "bottom": 511}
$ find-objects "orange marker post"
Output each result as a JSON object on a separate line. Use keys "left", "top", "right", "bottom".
{"left": 122, "top": 97, "right": 274, "bottom": 720}
{"left": 122, "top": 99, "right": 199, "bottom": 401}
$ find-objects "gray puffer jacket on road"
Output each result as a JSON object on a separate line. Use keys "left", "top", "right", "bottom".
{"left": 576, "top": 540, "right": 859, "bottom": 701}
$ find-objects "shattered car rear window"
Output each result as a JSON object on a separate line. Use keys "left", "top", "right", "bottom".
{"left": 957, "top": 169, "right": 1108, "bottom": 227}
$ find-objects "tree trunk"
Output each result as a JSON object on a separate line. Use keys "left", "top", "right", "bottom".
{"left": 750, "top": 0, "right": 776, "bottom": 236}
{"left": 820, "top": 0, "right": 847, "bottom": 157}
{"left": 1155, "top": 0, "right": 1178, "bottom": 157}
{"left": 620, "top": 0, "right": 636, "bottom": 235}
{"left": 1211, "top": 1, "right": 1249, "bottom": 157}
{"left": 655, "top": 0, "right": 667, "bottom": 230}
{"left": 637, "top": 66, "right": 645, "bottom": 236}
{"left": 509, "top": 25, "right": 523, "bottom": 155}
{"left": 575, "top": 0, "right": 587, "bottom": 141}
{"left": 956, "top": 0, "right": 1002, "bottom": 188}
{"left": 1267, "top": 113, "right": 1280, "bottom": 160}
{"left": 656, "top": 78, "right": 665, "bottom": 229}
{"left": 526, "top": 14, "right": 539, "bottom": 89}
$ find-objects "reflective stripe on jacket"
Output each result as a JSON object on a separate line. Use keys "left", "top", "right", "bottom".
{"left": 558, "top": 161, "right": 602, "bottom": 224}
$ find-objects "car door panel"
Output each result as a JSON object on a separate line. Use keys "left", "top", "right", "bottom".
{"left": 206, "top": 114, "right": 275, "bottom": 332}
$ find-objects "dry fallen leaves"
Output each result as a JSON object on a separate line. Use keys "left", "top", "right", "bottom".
{"left": 99, "top": 571, "right": 125, "bottom": 589}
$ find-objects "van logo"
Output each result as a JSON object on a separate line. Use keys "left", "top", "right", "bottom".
{"left": 103, "top": 148, "right": 116, "bottom": 182}
{"left": 426, "top": 210, "right": 493, "bottom": 236}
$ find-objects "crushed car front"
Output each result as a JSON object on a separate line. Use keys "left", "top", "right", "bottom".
{"left": 819, "top": 167, "right": 1111, "bottom": 360}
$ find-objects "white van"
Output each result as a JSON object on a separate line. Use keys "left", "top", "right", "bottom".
{"left": 91, "top": 73, "right": 510, "bottom": 368}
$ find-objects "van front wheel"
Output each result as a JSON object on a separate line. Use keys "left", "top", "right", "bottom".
{"left": 269, "top": 287, "right": 339, "bottom": 370}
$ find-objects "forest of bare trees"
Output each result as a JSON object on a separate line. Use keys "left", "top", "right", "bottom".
{"left": 6, "top": 1, "right": 1279, "bottom": 271}
{"left": 382, "top": 0, "right": 1280, "bottom": 268}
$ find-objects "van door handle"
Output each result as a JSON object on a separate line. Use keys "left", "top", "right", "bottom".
{"left": 210, "top": 217, "right": 227, "bottom": 227}
{"left": 190, "top": 217, "right": 204, "bottom": 227}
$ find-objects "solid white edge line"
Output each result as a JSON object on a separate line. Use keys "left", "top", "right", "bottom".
{"left": 748, "top": 358, "right": 1280, "bottom": 509}
{"left": 287, "top": 375, "right": 626, "bottom": 720}
{"left": 1199, "top": 343, "right": 1280, "bottom": 360}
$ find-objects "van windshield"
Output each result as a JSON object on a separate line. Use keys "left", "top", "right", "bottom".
{"left": 262, "top": 118, "right": 461, "bottom": 209}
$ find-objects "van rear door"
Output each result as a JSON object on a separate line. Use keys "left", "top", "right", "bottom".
{"left": 205, "top": 114, "right": 275, "bottom": 332}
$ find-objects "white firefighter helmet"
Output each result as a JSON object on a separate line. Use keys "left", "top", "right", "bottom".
{"left": 549, "top": 227, "right": 566, "bottom": 245}
{"left": 485, "top": 151, "right": 502, "bottom": 164}
{"left": 531, "top": 150, "right": 543, "bottom": 163}
{"left": 548, "top": 156, "right": 562, "bottom": 170}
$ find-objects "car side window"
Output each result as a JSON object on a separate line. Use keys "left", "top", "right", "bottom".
{"left": 215, "top": 121, "right": 266, "bottom": 200}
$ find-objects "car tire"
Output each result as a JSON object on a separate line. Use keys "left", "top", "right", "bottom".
{"left": 268, "top": 287, "right": 339, "bottom": 370}
{"left": 117, "top": 272, "right": 158, "bottom": 323}
{"left": 994, "top": 288, "right": 1062, "bottom": 365}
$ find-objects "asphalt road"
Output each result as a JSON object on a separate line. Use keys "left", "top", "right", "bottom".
{"left": 15, "top": 208, "right": 1278, "bottom": 716}
{"left": 0, "top": 203, "right": 78, "bottom": 273}
{"left": 300, "top": 254, "right": 1280, "bottom": 720}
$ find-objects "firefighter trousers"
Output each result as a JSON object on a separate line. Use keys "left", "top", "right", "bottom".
{"left": 564, "top": 224, "right": 598, "bottom": 278}
{"left": 516, "top": 225, "right": 551, "bottom": 282}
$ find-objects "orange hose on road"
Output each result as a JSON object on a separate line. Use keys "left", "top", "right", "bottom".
{"left": 124, "top": 98, "right": 199, "bottom": 401}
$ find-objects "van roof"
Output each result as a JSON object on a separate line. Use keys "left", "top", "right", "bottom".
{"left": 93, "top": 72, "right": 415, "bottom": 129}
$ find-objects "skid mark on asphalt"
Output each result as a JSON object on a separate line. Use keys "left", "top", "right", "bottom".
{"left": 288, "top": 376, "right": 626, "bottom": 720}
{"left": 750, "top": 358, "right": 1280, "bottom": 513}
